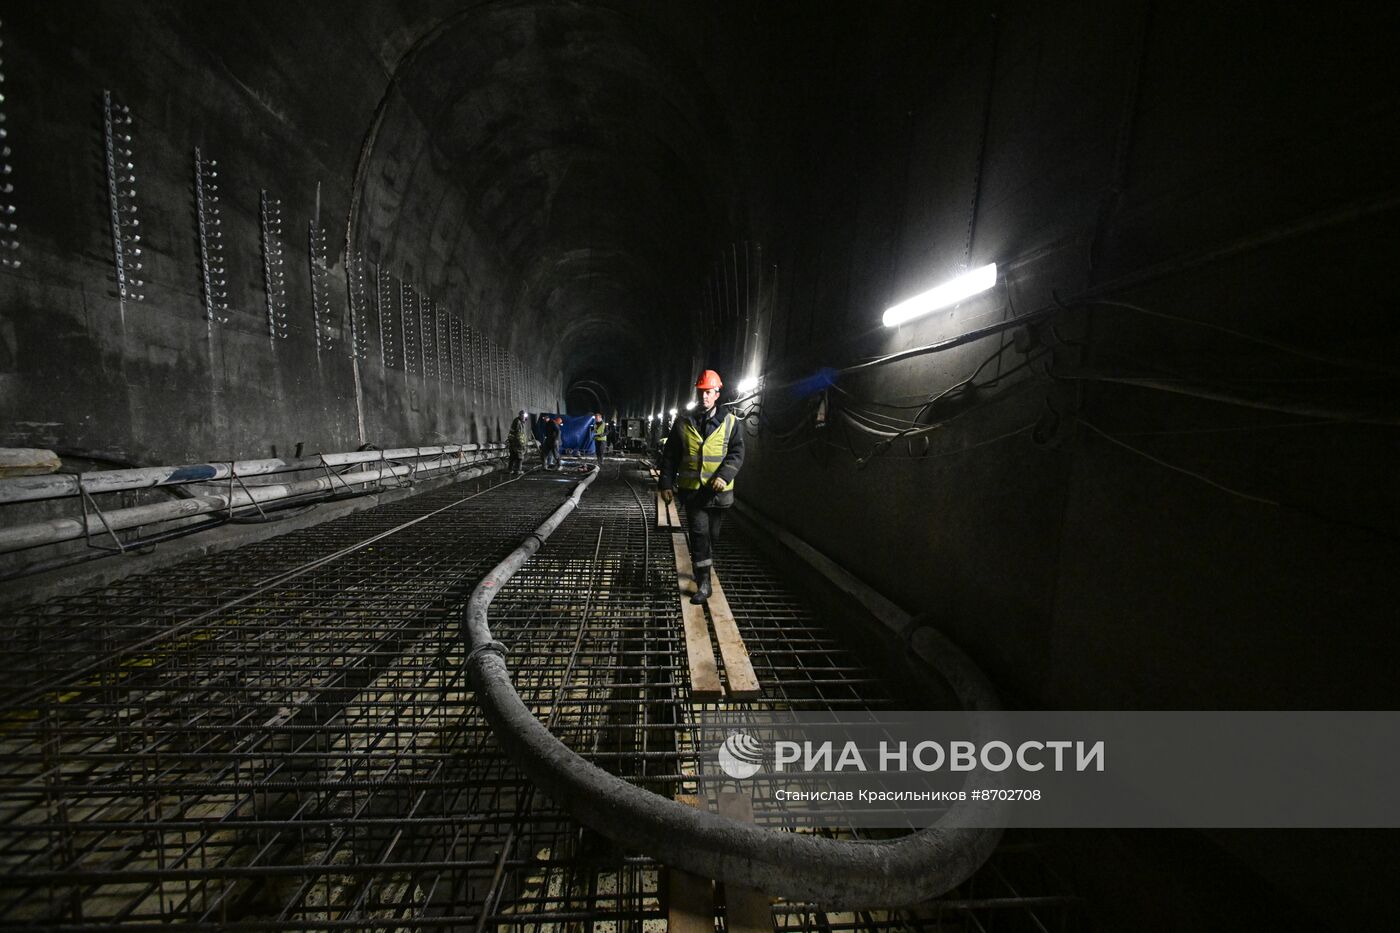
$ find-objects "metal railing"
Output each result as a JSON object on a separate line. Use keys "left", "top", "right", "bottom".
{"left": 0, "top": 445, "right": 509, "bottom": 559}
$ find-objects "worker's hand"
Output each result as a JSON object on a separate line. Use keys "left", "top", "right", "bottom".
{"left": 710, "top": 477, "right": 728, "bottom": 493}
{"left": 660, "top": 488, "right": 674, "bottom": 504}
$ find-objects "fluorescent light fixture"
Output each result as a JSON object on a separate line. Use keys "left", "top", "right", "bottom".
{"left": 882, "top": 262, "right": 997, "bottom": 328}
{"left": 736, "top": 374, "right": 760, "bottom": 394}
{"left": 685, "top": 400, "right": 696, "bottom": 410}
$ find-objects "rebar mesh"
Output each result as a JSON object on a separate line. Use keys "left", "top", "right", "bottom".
{"left": 0, "top": 460, "right": 1082, "bottom": 931}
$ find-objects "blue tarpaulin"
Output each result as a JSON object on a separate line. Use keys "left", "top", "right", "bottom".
{"left": 532, "top": 414, "right": 597, "bottom": 453}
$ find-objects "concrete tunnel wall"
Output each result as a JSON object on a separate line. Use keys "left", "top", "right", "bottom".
{"left": 0, "top": 2, "right": 659, "bottom": 465}
{"left": 1, "top": 1, "right": 1399, "bottom": 928}
{"left": 729, "top": 4, "right": 1400, "bottom": 925}
{"left": 737, "top": 1, "right": 1400, "bottom": 711}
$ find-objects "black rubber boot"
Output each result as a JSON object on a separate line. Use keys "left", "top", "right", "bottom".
{"left": 690, "top": 566, "right": 712, "bottom": 604}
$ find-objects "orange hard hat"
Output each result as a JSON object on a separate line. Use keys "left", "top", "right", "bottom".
{"left": 554, "top": 416, "right": 563, "bottom": 423}
{"left": 695, "top": 369, "right": 723, "bottom": 390}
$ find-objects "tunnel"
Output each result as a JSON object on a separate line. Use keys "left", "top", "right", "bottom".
{"left": 1, "top": 1, "right": 1398, "bottom": 929}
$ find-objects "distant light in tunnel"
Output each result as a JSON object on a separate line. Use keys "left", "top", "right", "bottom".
{"left": 685, "top": 400, "right": 696, "bottom": 410}
{"left": 669, "top": 407, "right": 678, "bottom": 417}
{"left": 882, "top": 262, "right": 998, "bottom": 328}
{"left": 737, "top": 374, "right": 760, "bottom": 394}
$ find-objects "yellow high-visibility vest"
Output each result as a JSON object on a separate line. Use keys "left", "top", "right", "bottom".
{"left": 594, "top": 420, "right": 608, "bottom": 440}
{"left": 678, "top": 413, "right": 737, "bottom": 491}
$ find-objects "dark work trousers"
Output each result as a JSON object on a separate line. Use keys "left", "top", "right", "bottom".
{"left": 686, "top": 503, "right": 726, "bottom": 570}
{"left": 594, "top": 440, "right": 606, "bottom": 465}
{"left": 508, "top": 448, "right": 523, "bottom": 473}
{"left": 541, "top": 442, "right": 558, "bottom": 469}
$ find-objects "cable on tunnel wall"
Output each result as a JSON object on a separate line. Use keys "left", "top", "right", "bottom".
{"left": 462, "top": 465, "right": 1006, "bottom": 909}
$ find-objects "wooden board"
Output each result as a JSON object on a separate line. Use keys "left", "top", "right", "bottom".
{"left": 673, "top": 533, "right": 723, "bottom": 699}
{"left": 667, "top": 795, "right": 715, "bottom": 932}
{"left": 716, "top": 792, "right": 774, "bottom": 931}
{"left": 707, "top": 573, "right": 762, "bottom": 699}
{"left": 656, "top": 489, "right": 681, "bottom": 528}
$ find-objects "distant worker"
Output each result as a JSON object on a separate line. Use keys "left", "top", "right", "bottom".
{"left": 508, "top": 409, "right": 530, "bottom": 476}
{"left": 541, "top": 415, "right": 561, "bottom": 471}
{"left": 647, "top": 416, "right": 662, "bottom": 461}
{"left": 593, "top": 412, "right": 608, "bottom": 466}
{"left": 659, "top": 369, "right": 745, "bottom": 604}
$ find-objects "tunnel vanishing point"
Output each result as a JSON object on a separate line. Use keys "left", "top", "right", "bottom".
{"left": 0, "top": 2, "right": 1398, "bottom": 930}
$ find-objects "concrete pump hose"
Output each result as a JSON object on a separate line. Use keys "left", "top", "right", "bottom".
{"left": 463, "top": 466, "right": 1002, "bottom": 908}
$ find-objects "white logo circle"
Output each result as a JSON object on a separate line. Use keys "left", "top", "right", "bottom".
{"left": 717, "top": 730, "right": 763, "bottom": 779}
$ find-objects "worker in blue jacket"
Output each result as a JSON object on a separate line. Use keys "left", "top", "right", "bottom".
{"left": 659, "top": 370, "right": 745, "bottom": 603}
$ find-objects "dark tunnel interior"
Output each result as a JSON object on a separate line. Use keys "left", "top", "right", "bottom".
{"left": 1, "top": 0, "right": 1399, "bottom": 929}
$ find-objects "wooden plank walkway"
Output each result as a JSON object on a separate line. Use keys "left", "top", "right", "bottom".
{"left": 656, "top": 489, "right": 682, "bottom": 528}
{"left": 672, "top": 533, "right": 723, "bottom": 699}
{"left": 717, "top": 791, "right": 774, "bottom": 931}
{"left": 706, "top": 573, "right": 761, "bottom": 699}
{"left": 667, "top": 794, "right": 774, "bottom": 932}
{"left": 667, "top": 795, "right": 717, "bottom": 933}
{"left": 660, "top": 479, "right": 760, "bottom": 700}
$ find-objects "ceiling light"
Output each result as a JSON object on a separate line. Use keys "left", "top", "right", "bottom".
{"left": 882, "top": 262, "right": 997, "bottom": 328}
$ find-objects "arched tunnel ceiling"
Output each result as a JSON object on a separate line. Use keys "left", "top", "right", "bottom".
{"left": 354, "top": 1, "right": 739, "bottom": 411}
{"left": 553, "top": 312, "right": 659, "bottom": 414}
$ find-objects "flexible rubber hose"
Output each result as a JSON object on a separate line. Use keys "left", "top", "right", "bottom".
{"left": 463, "top": 467, "right": 1002, "bottom": 908}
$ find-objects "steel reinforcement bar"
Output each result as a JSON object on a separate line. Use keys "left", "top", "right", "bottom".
{"left": 464, "top": 465, "right": 1004, "bottom": 909}
{"left": 0, "top": 458, "right": 1068, "bottom": 929}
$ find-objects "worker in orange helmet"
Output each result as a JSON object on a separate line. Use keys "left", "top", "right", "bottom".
{"left": 659, "top": 369, "right": 745, "bottom": 603}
